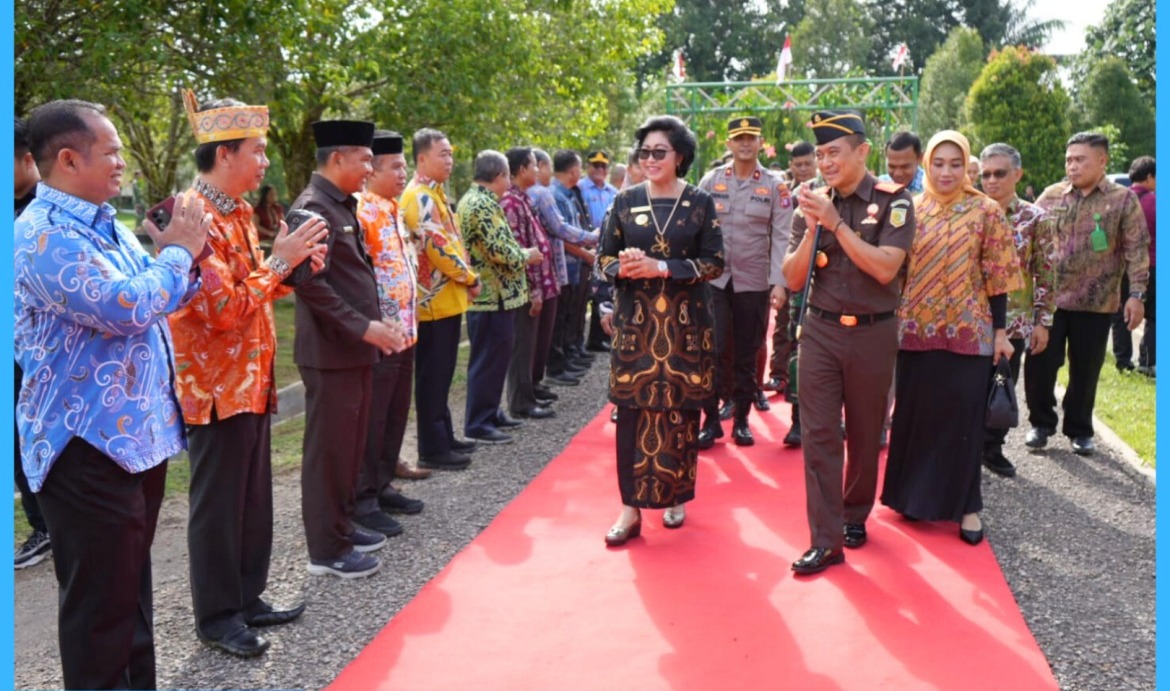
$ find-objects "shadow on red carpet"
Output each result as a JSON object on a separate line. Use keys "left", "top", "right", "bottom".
{"left": 328, "top": 405, "right": 1057, "bottom": 691}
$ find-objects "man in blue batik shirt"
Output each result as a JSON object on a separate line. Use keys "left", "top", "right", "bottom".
{"left": 877, "top": 131, "right": 925, "bottom": 194}
{"left": 14, "top": 99, "right": 209, "bottom": 690}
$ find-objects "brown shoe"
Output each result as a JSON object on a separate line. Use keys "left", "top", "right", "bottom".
{"left": 395, "top": 459, "right": 432, "bottom": 480}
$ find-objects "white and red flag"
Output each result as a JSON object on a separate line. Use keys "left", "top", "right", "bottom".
{"left": 671, "top": 49, "right": 687, "bottom": 82}
{"left": 892, "top": 43, "right": 910, "bottom": 71}
{"left": 776, "top": 35, "right": 793, "bottom": 83}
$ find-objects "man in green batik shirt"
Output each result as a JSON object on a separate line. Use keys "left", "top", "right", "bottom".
{"left": 1024, "top": 132, "right": 1149, "bottom": 456}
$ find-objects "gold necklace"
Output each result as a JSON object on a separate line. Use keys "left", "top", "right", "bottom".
{"left": 649, "top": 180, "right": 684, "bottom": 256}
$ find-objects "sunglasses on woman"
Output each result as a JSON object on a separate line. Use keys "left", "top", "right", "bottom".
{"left": 637, "top": 148, "right": 674, "bottom": 161}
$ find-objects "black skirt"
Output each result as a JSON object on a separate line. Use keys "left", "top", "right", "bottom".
{"left": 880, "top": 350, "right": 992, "bottom": 522}
{"left": 615, "top": 406, "right": 700, "bottom": 508}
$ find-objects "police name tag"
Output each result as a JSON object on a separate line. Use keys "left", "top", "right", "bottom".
{"left": 342, "top": 225, "right": 355, "bottom": 234}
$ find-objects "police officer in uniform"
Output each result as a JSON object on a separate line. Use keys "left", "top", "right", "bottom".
{"left": 697, "top": 116, "right": 792, "bottom": 448}
{"left": 781, "top": 111, "right": 915, "bottom": 575}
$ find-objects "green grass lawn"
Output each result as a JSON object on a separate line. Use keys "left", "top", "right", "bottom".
{"left": 1056, "top": 353, "right": 1156, "bottom": 467}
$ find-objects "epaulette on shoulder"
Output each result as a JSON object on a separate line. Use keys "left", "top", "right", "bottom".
{"left": 874, "top": 181, "right": 904, "bottom": 194}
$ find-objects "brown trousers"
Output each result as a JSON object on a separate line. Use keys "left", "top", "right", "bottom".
{"left": 797, "top": 314, "right": 898, "bottom": 549}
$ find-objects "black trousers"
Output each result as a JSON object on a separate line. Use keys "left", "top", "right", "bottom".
{"left": 984, "top": 338, "right": 1026, "bottom": 451}
{"left": 37, "top": 439, "right": 166, "bottom": 690}
{"left": 1024, "top": 309, "right": 1112, "bottom": 438}
{"left": 547, "top": 283, "right": 574, "bottom": 377}
{"left": 1111, "top": 270, "right": 1157, "bottom": 367}
{"left": 14, "top": 361, "right": 46, "bottom": 533}
{"left": 415, "top": 315, "right": 463, "bottom": 457}
{"left": 563, "top": 277, "right": 590, "bottom": 357}
{"left": 465, "top": 308, "right": 518, "bottom": 436}
{"left": 508, "top": 297, "right": 558, "bottom": 414}
{"left": 187, "top": 411, "right": 273, "bottom": 639}
{"left": 356, "top": 346, "right": 414, "bottom": 516}
{"left": 300, "top": 364, "right": 372, "bottom": 560}
{"left": 705, "top": 283, "right": 770, "bottom": 412}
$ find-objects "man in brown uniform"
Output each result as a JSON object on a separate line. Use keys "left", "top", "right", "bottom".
{"left": 1024, "top": 132, "right": 1150, "bottom": 455}
{"left": 781, "top": 111, "right": 915, "bottom": 575}
{"left": 291, "top": 120, "right": 406, "bottom": 578}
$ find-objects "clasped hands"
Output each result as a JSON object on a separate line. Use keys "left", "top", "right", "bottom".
{"left": 796, "top": 186, "right": 840, "bottom": 232}
{"left": 617, "top": 247, "right": 664, "bottom": 279}
{"left": 363, "top": 318, "right": 408, "bottom": 355}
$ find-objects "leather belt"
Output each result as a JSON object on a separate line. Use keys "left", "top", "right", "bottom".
{"left": 808, "top": 305, "right": 895, "bottom": 327}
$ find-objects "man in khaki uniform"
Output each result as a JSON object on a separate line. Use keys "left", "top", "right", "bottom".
{"left": 781, "top": 111, "right": 915, "bottom": 575}
{"left": 697, "top": 116, "right": 792, "bottom": 447}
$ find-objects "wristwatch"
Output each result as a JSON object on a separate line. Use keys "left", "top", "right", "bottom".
{"left": 1129, "top": 291, "right": 1148, "bottom": 301}
{"left": 657, "top": 260, "right": 668, "bottom": 277}
{"left": 267, "top": 256, "right": 292, "bottom": 278}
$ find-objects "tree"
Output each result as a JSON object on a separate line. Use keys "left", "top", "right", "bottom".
{"left": 966, "top": 46, "right": 1071, "bottom": 189}
{"left": 1076, "top": 0, "right": 1155, "bottom": 101}
{"left": 1073, "top": 57, "right": 1155, "bottom": 162}
{"left": 790, "top": 0, "right": 873, "bottom": 79}
{"left": 917, "top": 26, "right": 985, "bottom": 139}
{"left": 641, "top": 0, "right": 803, "bottom": 83}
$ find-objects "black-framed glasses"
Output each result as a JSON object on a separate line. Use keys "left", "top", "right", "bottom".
{"left": 980, "top": 169, "right": 1011, "bottom": 180}
{"left": 637, "top": 148, "right": 674, "bottom": 161}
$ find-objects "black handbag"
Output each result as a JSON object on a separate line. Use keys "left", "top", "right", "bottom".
{"left": 986, "top": 358, "right": 1019, "bottom": 429}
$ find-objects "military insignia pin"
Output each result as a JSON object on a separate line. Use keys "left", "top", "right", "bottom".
{"left": 635, "top": 213, "right": 650, "bottom": 226}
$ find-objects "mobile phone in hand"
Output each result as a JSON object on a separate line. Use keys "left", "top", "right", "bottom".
{"left": 147, "top": 196, "right": 176, "bottom": 230}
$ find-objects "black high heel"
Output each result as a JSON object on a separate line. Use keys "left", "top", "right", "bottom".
{"left": 959, "top": 526, "right": 984, "bottom": 545}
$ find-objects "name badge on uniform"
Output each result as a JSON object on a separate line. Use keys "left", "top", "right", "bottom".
{"left": 342, "top": 225, "right": 355, "bottom": 234}
{"left": 754, "top": 187, "right": 770, "bottom": 196}
{"left": 630, "top": 205, "right": 652, "bottom": 213}
{"left": 714, "top": 183, "right": 728, "bottom": 192}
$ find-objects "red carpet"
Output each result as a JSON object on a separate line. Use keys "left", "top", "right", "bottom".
{"left": 329, "top": 407, "right": 1057, "bottom": 691}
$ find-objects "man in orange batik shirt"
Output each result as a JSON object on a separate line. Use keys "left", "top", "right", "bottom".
{"left": 168, "top": 91, "right": 327, "bottom": 658}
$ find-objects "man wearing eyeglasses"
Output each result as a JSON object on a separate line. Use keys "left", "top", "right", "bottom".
{"left": 697, "top": 116, "right": 793, "bottom": 448}
{"left": 977, "top": 143, "right": 1056, "bottom": 477}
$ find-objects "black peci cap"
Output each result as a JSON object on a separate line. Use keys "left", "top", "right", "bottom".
{"left": 311, "top": 120, "right": 375, "bottom": 149}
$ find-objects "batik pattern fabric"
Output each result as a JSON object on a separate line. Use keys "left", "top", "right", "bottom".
{"left": 500, "top": 185, "right": 559, "bottom": 303}
{"left": 456, "top": 184, "right": 529, "bottom": 311}
{"left": 168, "top": 185, "right": 292, "bottom": 425}
{"left": 14, "top": 182, "right": 199, "bottom": 490}
{"left": 899, "top": 192, "right": 1022, "bottom": 357}
{"left": 358, "top": 190, "right": 419, "bottom": 344}
{"left": 1003, "top": 196, "right": 1056, "bottom": 341}
{"left": 599, "top": 183, "right": 724, "bottom": 411}
{"left": 1035, "top": 177, "right": 1150, "bottom": 313}
{"left": 400, "top": 176, "right": 477, "bottom": 322}
{"left": 615, "top": 407, "right": 700, "bottom": 509}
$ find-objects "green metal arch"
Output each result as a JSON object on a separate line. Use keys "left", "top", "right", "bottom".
{"left": 665, "top": 77, "right": 919, "bottom": 181}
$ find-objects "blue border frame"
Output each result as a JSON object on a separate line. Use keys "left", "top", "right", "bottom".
{"left": 1155, "top": 0, "right": 1167, "bottom": 686}
{"left": 3, "top": 0, "right": 17, "bottom": 688}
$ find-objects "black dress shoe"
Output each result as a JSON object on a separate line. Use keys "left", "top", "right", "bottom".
{"left": 468, "top": 429, "right": 514, "bottom": 445}
{"left": 982, "top": 450, "right": 1017, "bottom": 477}
{"left": 791, "top": 547, "right": 845, "bottom": 575}
{"left": 1024, "top": 427, "right": 1051, "bottom": 449}
{"left": 379, "top": 489, "right": 425, "bottom": 515}
{"left": 572, "top": 349, "right": 598, "bottom": 362}
{"left": 782, "top": 420, "right": 802, "bottom": 447}
{"left": 514, "top": 406, "right": 556, "bottom": 419}
{"left": 562, "top": 361, "right": 590, "bottom": 375}
{"left": 451, "top": 438, "right": 478, "bottom": 453}
{"left": 419, "top": 451, "right": 472, "bottom": 470}
{"left": 732, "top": 418, "right": 754, "bottom": 446}
{"left": 959, "top": 526, "right": 984, "bottom": 545}
{"left": 718, "top": 401, "right": 734, "bottom": 420}
{"left": 533, "top": 385, "right": 559, "bottom": 401}
{"left": 545, "top": 373, "right": 580, "bottom": 387}
{"left": 586, "top": 341, "right": 612, "bottom": 353}
{"left": 535, "top": 396, "right": 556, "bottom": 407}
{"left": 697, "top": 420, "right": 723, "bottom": 449}
{"left": 762, "top": 377, "right": 785, "bottom": 393}
{"left": 1070, "top": 436, "right": 1095, "bottom": 455}
{"left": 244, "top": 600, "right": 306, "bottom": 628}
{"left": 494, "top": 411, "right": 525, "bottom": 429}
{"left": 753, "top": 390, "right": 771, "bottom": 412}
{"left": 843, "top": 523, "right": 867, "bottom": 549}
{"left": 200, "top": 626, "right": 270, "bottom": 658}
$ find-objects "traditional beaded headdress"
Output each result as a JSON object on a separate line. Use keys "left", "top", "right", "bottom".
{"left": 182, "top": 89, "right": 269, "bottom": 144}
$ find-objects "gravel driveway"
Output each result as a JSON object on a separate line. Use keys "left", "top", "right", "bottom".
{"left": 13, "top": 361, "right": 1154, "bottom": 690}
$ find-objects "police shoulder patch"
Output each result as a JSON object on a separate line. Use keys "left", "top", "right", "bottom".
{"left": 874, "top": 181, "right": 904, "bottom": 194}
{"left": 889, "top": 198, "right": 911, "bottom": 208}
